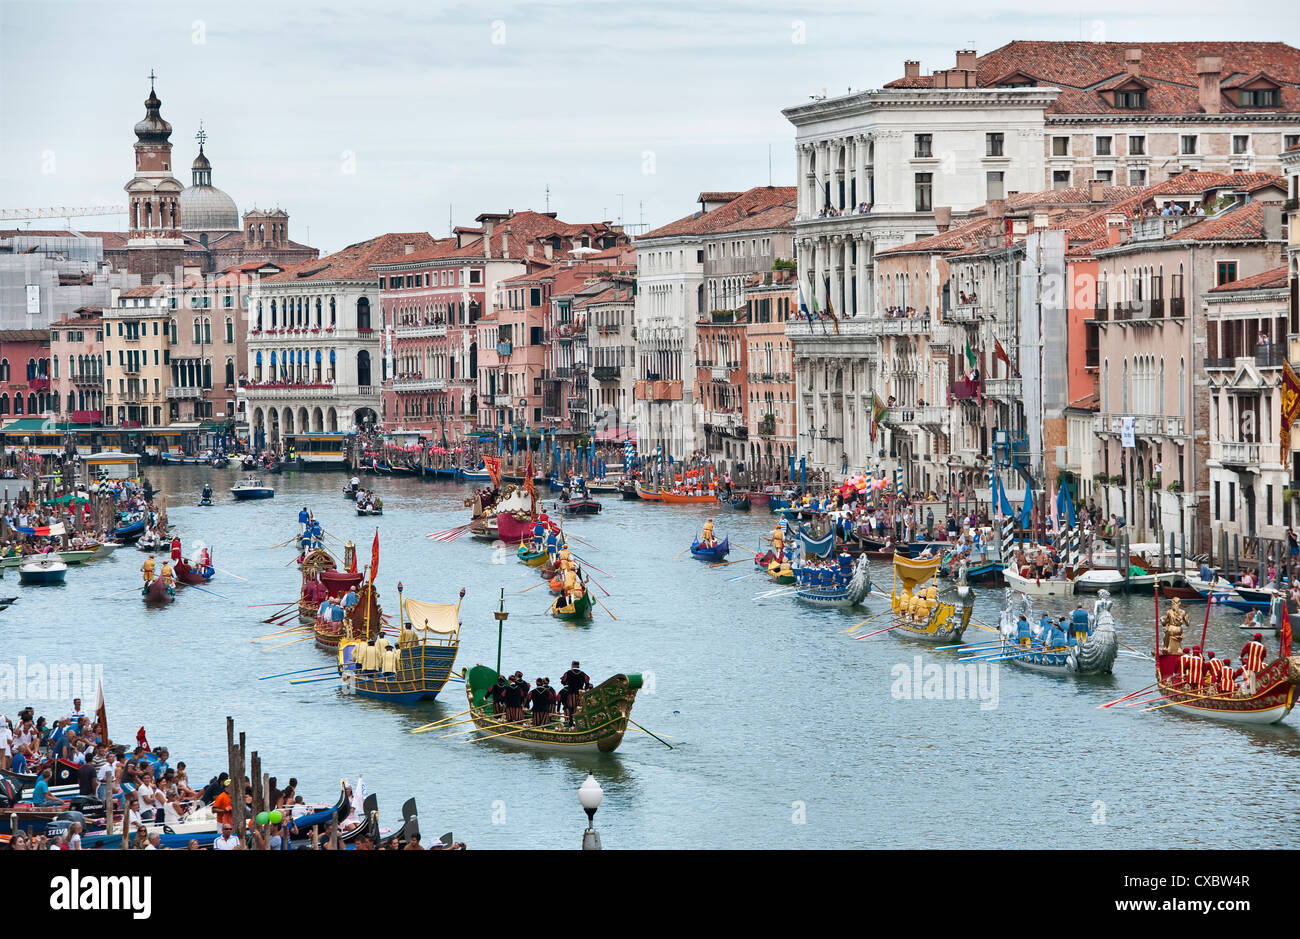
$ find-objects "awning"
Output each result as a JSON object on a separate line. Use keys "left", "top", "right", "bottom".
{"left": 401, "top": 598, "right": 459, "bottom": 634}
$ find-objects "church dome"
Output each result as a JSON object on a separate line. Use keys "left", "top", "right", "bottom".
{"left": 133, "top": 89, "right": 172, "bottom": 144}
{"left": 180, "top": 140, "right": 238, "bottom": 233}
{"left": 181, "top": 184, "right": 239, "bottom": 233}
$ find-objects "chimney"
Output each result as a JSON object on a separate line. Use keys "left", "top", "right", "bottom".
{"left": 955, "top": 49, "right": 977, "bottom": 71}
{"left": 1089, "top": 178, "right": 1106, "bottom": 204}
{"left": 904, "top": 59, "right": 920, "bottom": 79}
{"left": 1105, "top": 213, "right": 1126, "bottom": 245}
{"left": 1262, "top": 203, "right": 1283, "bottom": 241}
{"left": 1196, "top": 55, "right": 1222, "bottom": 114}
{"left": 1124, "top": 47, "right": 1142, "bottom": 76}
{"left": 988, "top": 199, "right": 1006, "bottom": 219}
{"left": 933, "top": 206, "right": 952, "bottom": 231}
{"left": 502, "top": 227, "right": 510, "bottom": 259}
{"left": 404, "top": 242, "right": 415, "bottom": 255}
{"left": 482, "top": 218, "right": 495, "bottom": 241}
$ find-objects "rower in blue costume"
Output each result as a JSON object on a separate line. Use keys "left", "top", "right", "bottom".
{"left": 1015, "top": 613, "right": 1033, "bottom": 646}
{"left": 298, "top": 506, "right": 311, "bottom": 534}
{"left": 1042, "top": 619, "right": 1066, "bottom": 649}
{"left": 1069, "top": 602, "right": 1091, "bottom": 644}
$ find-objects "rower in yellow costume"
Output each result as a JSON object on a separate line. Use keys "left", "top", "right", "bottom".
{"left": 160, "top": 561, "right": 174, "bottom": 590}
{"left": 141, "top": 554, "right": 156, "bottom": 584}
{"left": 701, "top": 518, "right": 715, "bottom": 548}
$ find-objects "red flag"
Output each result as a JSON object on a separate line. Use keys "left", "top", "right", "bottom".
{"left": 993, "top": 334, "right": 1011, "bottom": 368}
{"left": 1282, "top": 598, "right": 1293, "bottom": 659}
{"left": 136, "top": 726, "right": 150, "bottom": 752}
{"left": 368, "top": 529, "right": 379, "bottom": 586}
{"left": 482, "top": 455, "right": 502, "bottom": 489}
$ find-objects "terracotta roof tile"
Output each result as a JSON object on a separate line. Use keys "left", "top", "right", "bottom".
{"left": 264, "top": 232, "right": 437, "bottom": 283}
{"left": 885, "top": 41, "right": 1300, "bottom": 115}
{"left": 1208, "top": 265, "right": 1289, "bottom": 291}
{"left": 640, "top": 187, "right": 796, "bottom": 240}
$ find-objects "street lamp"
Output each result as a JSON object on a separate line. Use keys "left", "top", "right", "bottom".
{"left": 578, "top": 774, "right": 603, "bottom": 850}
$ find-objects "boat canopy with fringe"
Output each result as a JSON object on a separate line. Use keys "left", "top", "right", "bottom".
{"left": 402, "top": 598, "right": 459, "bottom": 635}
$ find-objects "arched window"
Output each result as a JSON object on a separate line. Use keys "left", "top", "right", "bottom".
{"left": 26, "top": 358, "right": 35, "bottom": 381}
{"left": 357, "top": 350, "right": 371, "bottom": 386}
{"left": 225, "top": 358, "right": 235, "bottom": 387}
{"left": 357, "top": 297, "right": 371, "bottom": 330}
{"left": 203, "top": 360, "right": 212, "bottom": 389}
{"left": 13, "top": 395, "right": 22, "bottom": 415}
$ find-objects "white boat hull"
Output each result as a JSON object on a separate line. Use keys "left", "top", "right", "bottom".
{"left": 1004, "top": 569, "right": 1074, "bottom": 597}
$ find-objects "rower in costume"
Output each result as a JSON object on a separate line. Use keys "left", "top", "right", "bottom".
{"left": 700, "top": 518, "right": 716, "bottom": 549}
{"left": 559, "top": 661, "right": 592, "bottom": 724}
{"left": 141, "top": 554, "right": 156, "bottom": 585}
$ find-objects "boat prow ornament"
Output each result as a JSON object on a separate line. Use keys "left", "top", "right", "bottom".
{"left": 1160, "top": 595, "right": 1187, "bottom": 656}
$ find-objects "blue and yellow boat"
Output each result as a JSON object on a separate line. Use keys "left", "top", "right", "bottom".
{"left": 337, "top": 588, "right": 461, "bottom": 705}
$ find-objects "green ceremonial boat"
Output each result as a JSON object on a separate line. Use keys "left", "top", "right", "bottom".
{"left": 463, "top": 665, "right": 643, "bottom": 752}
{"left": 549, "top": 588, "right": 593, "bottom": 621}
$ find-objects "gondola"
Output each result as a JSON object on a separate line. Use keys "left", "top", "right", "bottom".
{"left": 689, "top": 537, "right": 729, "bottom": 562}
{"left": 988, "top": 592, "right": 1120, "bottom": 675}
{"left": 174, "top": 557, "right": 214, "bottom": 586}
{"left": 888, "top": 555, "right": 975, "bottom": 644}
{"left": 794, "top": 554, "right": 872, "bottom": 608}
{"left": 356, "top": 503, "right": 383, "bottom": 517}
{"left": 462, "top": 666, "right": 642, "bottom": 752}
{"left": 619, "top": 479, "right": 641, "bottom": 500}
{"left": 550, "top": 587, "right": 594, "bottom": 621}
{"left": 517, "top": 544, "right": 549, "bottom": 567}
{"left": 142, "top": 575, "right": 174, "bottom": 605}
{"left": 717, "top": 492, "right": 751, "bottom": 511}
{"left": 285, "top": 786, "right": 353, "bottom": 844}
{"left": 336, "top": 592, "right": 460, "bottom": 705}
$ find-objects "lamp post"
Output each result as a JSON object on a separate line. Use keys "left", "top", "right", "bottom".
{"left": 578, "top": 774, "right": 603, "bottom": 850}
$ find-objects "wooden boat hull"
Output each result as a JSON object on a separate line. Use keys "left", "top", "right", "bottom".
{"left": 517, "top": 546, "right": 549, "bottom": 567}
{"left": 660, "top": 490, "right": 716, "bottom": 504}
{"left": 495, "top": 511, "right": 533, "bottom": 546}
{"left": 1154, "top": 655, "right": 1300, "bottom": 724}
{"left": 718, "top": 494, "right": 751, "bottom": 511}
{"left": 340, "top": 643, "right": 459, "bottom": 706}
{"left": 690, "top": 537, "right": 729, "bottom": 562}
{"left": 620, "top": 487, "right": 641, "bottom": 500}
{"left": 635, "top": 483, "right": 663, "bottom": 501}
{"left": 463, "top": 666, "right": 641, "bottom": 752}
{"left": 550, "top": 590, "right": 594, "bottom": 621}
{"left": 356, "top": 507, "right": 383, "bottom": 516}
{"left": 560, "top": 499, "right": 602, "bottom": 514}
{"left": 142, "top": 576, "right": 173, "bottom": 604}
{"left": 174, "top": 559, "right": 214, "bottom": 586}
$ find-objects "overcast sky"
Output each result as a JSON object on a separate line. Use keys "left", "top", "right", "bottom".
{"left": 1, "top": 0, "right": 1295, "bottom": 253}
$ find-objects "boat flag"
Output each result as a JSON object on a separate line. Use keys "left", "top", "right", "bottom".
{"left": 996, "top": 475, "right": 1015, "bottom": 517}
{"left": 524, "top": 451, "right": 535, "bottom": 500}
{"left": 1283, "top": 598, "right": 1294, "bottom": 658}
{"left": 368, "top": 528, "right": 379, "bottom": 586}
{"left": 136, "top": 726, "right": 150, "bottom": 752}
{"left": 95, "top": 677, "right": 107, "bottom": 744}
{"left": 482, "top": 455, "right": 502, "bottom": 489}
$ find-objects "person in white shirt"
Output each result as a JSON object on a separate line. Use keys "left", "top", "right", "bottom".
{"left": 67, "top": 698, "right": 86, "bottom": 725}
{"left": 0, "top": 720, "right": 12, "bottom": 770}
{"left": 213, "top": 825, "right": 241, "bottom": 850}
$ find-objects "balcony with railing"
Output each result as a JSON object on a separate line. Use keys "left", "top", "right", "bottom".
{"left": 166, "top": 387, "right": 203, "bottom": 399}
{"left": 945, "top": 302, "right": 985, "bottom": 324}
{"left": 392, "top": 375, "right": 448, "bottom": 392}
{"left": 1216, "top": 440, "right": 1261, "bottom": 467}
{"left": 985, "top": 377, "right": 1022, "bottom": 399}
{"left": 72, "top": 372, "right": 102, "bottom": 387}
{"left": 553, "top": 366, "right": 573, "bottom": 380}
{"left": 395, "top": 322, "right": 448, "bottom": 339}
{"left": 863, "top": 316, "right": 932, "bottom": 337}
{"left": 593, "top": 365, "right": 620, "bottom": 381}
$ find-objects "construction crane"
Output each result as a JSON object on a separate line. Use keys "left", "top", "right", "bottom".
{"left": 0, "top": 206, "right": 127, "bottom": 222}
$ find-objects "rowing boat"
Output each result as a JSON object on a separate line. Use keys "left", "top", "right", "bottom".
{"left": 888, "top": 555, "right": 975, "bottom": 643}
{"left": 337, "top": 592, "right": 460, "bottom": 705}
{"left": 462, "top": 665, "right": 642, "bottom": 752}
{"left": 689, "top": 536, "right": 729, "bottom": 562}
{"left": 549, "top": 588, "right": 593, "bottom": 621}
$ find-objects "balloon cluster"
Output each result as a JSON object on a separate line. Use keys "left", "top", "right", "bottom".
{"left": 255, "top": 810, "right": 284, "bottom": 826}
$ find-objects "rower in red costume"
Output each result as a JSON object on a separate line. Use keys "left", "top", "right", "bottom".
{"left": 170, "top": 536, "right": 182, "bottom": 562}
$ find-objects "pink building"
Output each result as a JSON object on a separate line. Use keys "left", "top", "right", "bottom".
{"left": 49, "top": 308, "right": 105, "bottom": 424}
{"left": 0, "top": 332, "right": 53, "bottom": 420}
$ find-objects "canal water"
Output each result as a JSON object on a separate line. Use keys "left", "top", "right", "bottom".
{"left": 7, "top": 465, "right": 1299, "bottom": 848}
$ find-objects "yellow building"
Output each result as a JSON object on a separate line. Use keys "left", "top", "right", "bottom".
{"left": 104, "top": 285, "right": 170, "bottom": 428}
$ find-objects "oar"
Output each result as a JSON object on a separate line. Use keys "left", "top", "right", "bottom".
{"left": 288, "top": 675, "right": 339, "bottom": 685}
{"left": 415, "top": 716, "right": 483, "bottom": 734}
{"left": 936, "top": 639, "right": 1005, "bottom": 651}
{"left": 262, "top": 634, "right": 314, "bottom": 651}
{"left": 709, "top": 557, "right": 752, "bottom": 568}
{"left": 181, "top": 583, "right": 229, "bottom": 600}
{"left": 214, "top": 566, "right": 248, "bottom": 582}
{"left": 519, "top": 580, "right": 550, "bottom": 595}
{"left": 409, "top": 709, "right": 471, "bottom": 733}
{"left": 460, "top": 723, "right": 545, "bottom": 744}
{"left": 248, "top": 601, "right": 300, "bottom": 608}
{"left": 584, "top": 591, "right": 617, "bottom": 622}
{"left": 259, "top": 665, "right": 335, "bottom": 681}
{"left": 249, "top": 625, "right": 308, "bottom": 642}
{"left": 627, "top": 719, "right": 673, "bottom": 750}
{"left": 1098, "top": 682, "right": 1159, "bottom": 709}
{"left": 854, "top": 622, "right": 903, "bottom": 640}
{"left": 845, "top": 610, "right": 893, "bottom": 633}
{"left": 571, "top": 554, "right": 611, "bottom": 577}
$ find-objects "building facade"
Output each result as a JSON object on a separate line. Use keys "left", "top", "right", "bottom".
{"left": 104, "top": 285, "right": 170, "bottom": 428}
{"left": 49, "top": 308, "right": 105, "bottom": 424}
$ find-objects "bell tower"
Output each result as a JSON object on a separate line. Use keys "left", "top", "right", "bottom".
{"left": 124, "top": 71, "right": 185, "bottom": 278}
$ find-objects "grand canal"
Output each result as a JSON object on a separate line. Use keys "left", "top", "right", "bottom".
{"left": 8, "top": 465, "right": 1300, "bottom": 849}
